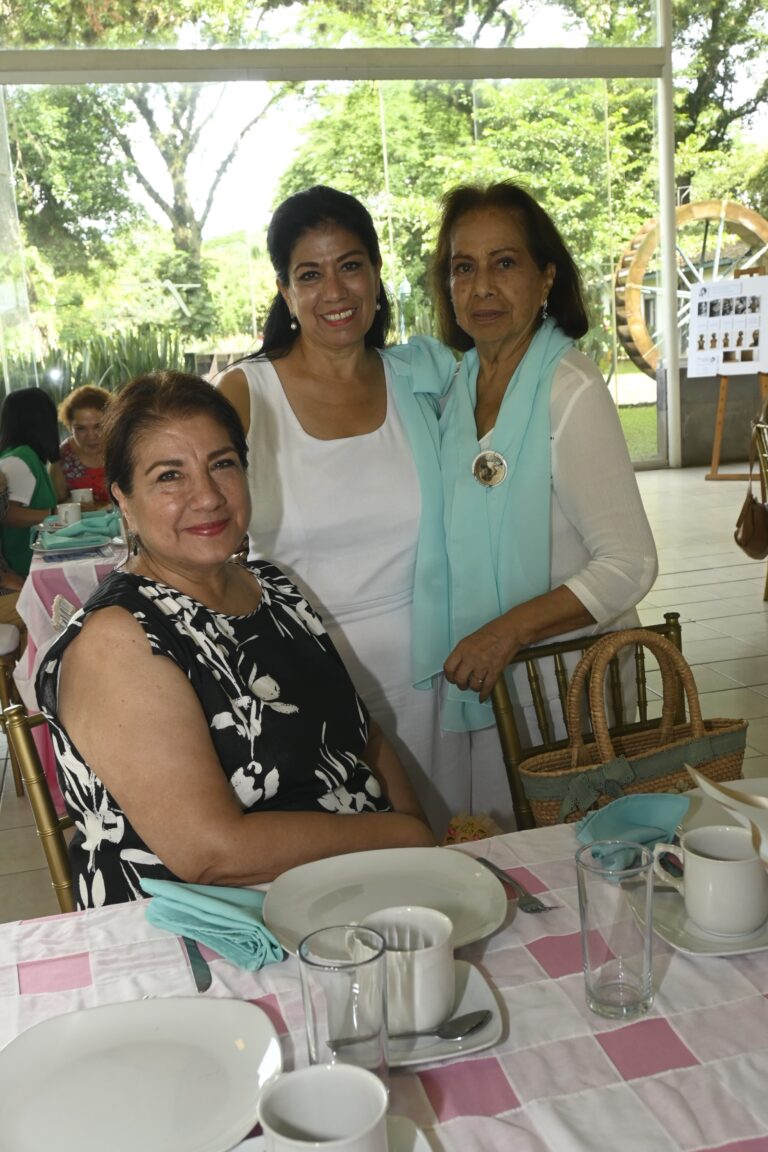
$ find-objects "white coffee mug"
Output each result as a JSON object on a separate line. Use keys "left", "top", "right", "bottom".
{"left": 70, "top": 488, "right": 93, "bottom": 504}
{"left": 56, "top": 502, "right": 81, "bottom": 526}
{"left": 653, "top": 825, "right": 768, "bottom": 936}
{"left": 259, "top": 1064, "right": 388, "bottom": 1152}
{"left": 361, "top": 905, "right": 454, "bottom": 1035}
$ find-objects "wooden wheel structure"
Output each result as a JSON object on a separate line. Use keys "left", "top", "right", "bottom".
{"left": 614, "top": 199, "right": 768, "bottom": 378}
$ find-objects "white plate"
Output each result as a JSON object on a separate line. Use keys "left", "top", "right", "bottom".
{"left": 389, "top": 959, "right": 502, "bottom": 1067}
{"left": 0, "top": 998, "right": 282, "bottom": 1152}
{"left": 626, "top": 885, "right": 768, "bottom": 957}
{"left": 236, "top": 1115, "right": 430, "bottom": 1152}
{"left": 32, "top": 537, "right": 114, "bottom": 558}
{"left": 262, "top": 847, "right": 507, "bottom": 954}
{"left": 684, "top": 777, "right": 768, "bottom": 840}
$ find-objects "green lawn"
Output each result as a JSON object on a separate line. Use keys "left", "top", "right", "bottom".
{"left": 618, "top": 404, "right": 658, "bottom": 461}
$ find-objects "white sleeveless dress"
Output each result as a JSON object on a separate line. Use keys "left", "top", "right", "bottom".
{"left": 238, "top": 356, "right": 462, "bottom": 835}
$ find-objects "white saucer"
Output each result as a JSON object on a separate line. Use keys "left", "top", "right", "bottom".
{"left": 389, "top": 959, "right": 502, "bottom": 1067}
{"left": 627, "top": 885, "right": 768, "bottom": 957}
{"left": 236, "top": 1115, "right": 429, "bottom": 1151}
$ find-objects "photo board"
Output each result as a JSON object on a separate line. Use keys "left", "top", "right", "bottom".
{"left": 688, "top": 275, "right": 768, "bottom": 377}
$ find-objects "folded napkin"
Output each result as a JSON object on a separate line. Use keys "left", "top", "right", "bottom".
{"left": 576, "top": 793, "right": 690, "bottom": 868}
{"left": 38, "top": 510, "right": 121, "bottom": 550}
{"left": 140, "top": 878, "right": 285, "bottom": 971}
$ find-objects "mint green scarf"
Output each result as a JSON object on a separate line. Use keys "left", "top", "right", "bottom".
{"left": 440, "top": 319, "right": 574, "bottom": 731}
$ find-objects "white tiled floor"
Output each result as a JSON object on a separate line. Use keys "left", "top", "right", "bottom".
{"left": 1, "top": 464, "right": 766, "bottom": 924}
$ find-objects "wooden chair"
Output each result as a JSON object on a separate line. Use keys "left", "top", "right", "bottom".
{"left": 491, "top": 612, "right": 684, "bottom": 830}
{"left": 0, "top": 623, "right": 23, "bottom": 796}
{"left": 3, "top": 702, "right": 75, "bottom": 913}
{"left": 752, "top": 422, "right": 768, "bottom": 601}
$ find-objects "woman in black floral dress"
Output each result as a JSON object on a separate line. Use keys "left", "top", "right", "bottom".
{"left": 37, "top": 371, "right": 434, "bottom": 908}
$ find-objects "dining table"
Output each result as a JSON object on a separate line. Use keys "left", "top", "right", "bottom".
{"left": 2, "top": 823, "right": 768, "bottom": 1152}
{"left": 12, "top": 545, "right": 119, "bottom": 809}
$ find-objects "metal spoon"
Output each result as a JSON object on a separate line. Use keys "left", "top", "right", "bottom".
{"left": 331, "top": 1008, "right": 492, "bottom": 1050}
{"left": 390, "top": 1008, "right": 492, "bottom": 1042}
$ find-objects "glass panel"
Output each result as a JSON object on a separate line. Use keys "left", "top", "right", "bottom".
{"left": 0, "top": 1, "right": 658, "bottom": 51}
{"left": 3, "top": 74, "right": 661, "bottom": 458}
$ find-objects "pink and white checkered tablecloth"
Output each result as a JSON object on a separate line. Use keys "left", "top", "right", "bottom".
{"left": 2, "top": 826, "right": 768, "bottom": 1152}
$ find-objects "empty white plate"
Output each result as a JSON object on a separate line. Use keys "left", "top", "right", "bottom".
{"left": 263, "top": 847, "right": 507, "bottom": 954}
{"left": 0, "top": 998, "right": 282, "bottom": 1152}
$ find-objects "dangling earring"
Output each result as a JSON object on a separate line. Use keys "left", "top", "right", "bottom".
{"left": 289, "top": 315, "right": 299, "bottom": 331}
{"left": 375, "top": 302, "right": 381, "bottom": 312}
{"left": 541, "top": 298, "right": 549, "bottom": 321}
{"left": 128, "top": 530, "right": 141, "bottom": 556}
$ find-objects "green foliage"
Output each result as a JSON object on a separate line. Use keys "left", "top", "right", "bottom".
{"left": 617, "top": 404, "right": 658, "bottom": 460}
{"left": 1, "top": 325, "right": 187, "bottom": 405}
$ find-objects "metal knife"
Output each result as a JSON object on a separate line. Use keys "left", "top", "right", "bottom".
{"left": 183, "top": 936, "right": 212, "bottom": 993}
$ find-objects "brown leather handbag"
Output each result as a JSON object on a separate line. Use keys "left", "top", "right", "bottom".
{"left": 735, "top": 431, "right": 768, "bottom": 560}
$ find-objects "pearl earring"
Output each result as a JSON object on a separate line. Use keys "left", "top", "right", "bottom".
{"left": 289, "top": 316, "right": 298, "bottom": 331}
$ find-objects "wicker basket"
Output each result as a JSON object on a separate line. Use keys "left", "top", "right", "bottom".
{"left": 518, "top": 629, "right": 748, "bottom": 827}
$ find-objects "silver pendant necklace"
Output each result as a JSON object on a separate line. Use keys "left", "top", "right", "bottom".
{"left": 472, "top": 449, "right": 508, "bottom": 487}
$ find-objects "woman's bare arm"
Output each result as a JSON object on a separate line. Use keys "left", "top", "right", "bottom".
{"left": 3, "top": 501, "right": 54, "bottom": 528}
{"left": 49, "top": 461, "right": 69, "bottom": 502}
{"left": 58, "top": 608, "right": 434, "bottom": 887}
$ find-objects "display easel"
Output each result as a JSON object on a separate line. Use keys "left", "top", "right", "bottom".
{"left": 706, "top": 266, "right": 768, "bottom": 481}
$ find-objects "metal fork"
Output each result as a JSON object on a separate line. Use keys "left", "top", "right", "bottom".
{"left": 476, "top": 856, "right": 555, "bottom": 913}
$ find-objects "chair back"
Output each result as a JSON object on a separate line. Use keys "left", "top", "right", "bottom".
{"left": 491, "top": 612, "right": 684, "bottom": 829}
{"left": 3, "top": 703, "right": 75, "bottom": 913}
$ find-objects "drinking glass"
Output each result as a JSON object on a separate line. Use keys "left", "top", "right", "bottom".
{"left": 576, "top": 840, "right": 654, "bottom": 1019}
{"left": 298, "top": 925, "right": 388, "bottom": 1086}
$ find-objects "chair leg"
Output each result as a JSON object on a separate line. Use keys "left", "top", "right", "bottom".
{"left": 0, "top": 653, "right": 23, "bottom": 797}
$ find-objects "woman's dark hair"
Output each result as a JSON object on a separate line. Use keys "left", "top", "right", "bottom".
{"left": 431, "top": 182, "right": 589, "bottom": 351}
{"left": 0, "top": 387, "right": 60, "bottom": 463}
{"left": 103, "top": 370, "right": 248, "bottom": 497}
{"left": 253, "top": 185, "right": 392, "bottom": 359}
{"left": 57, "top": 383, "right": 111, "bottom": 430}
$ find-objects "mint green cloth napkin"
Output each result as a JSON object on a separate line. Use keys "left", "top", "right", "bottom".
{"left": 140, "top": 878, "right": 285, "bottom": 971}
{"left": 576, "top": 794, "right": 690, "bottom": 868}
{"left": 38, "top": 510, "right": 121, "bottom": 549}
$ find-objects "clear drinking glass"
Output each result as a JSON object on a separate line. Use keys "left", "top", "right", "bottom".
{"left": 576, "top": 840, "right": 654, "bottom": 1020}
{"left": 298, "top": 925, "right": 388, "bottom": 1086}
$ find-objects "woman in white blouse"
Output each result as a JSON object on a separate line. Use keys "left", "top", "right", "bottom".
{"left": 432, "top": 182, "right": 658, "bottom": 826}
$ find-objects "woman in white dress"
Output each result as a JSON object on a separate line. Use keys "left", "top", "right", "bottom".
{"left": 217, "top": 186, "right": 459, "bottom": 835}
{"left": 431, "top": 182, "right": 658, "bottom": 826}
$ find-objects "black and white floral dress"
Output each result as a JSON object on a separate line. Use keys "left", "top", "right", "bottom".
{"left": 36, "top": 561, "right": 389, "bottom": 909}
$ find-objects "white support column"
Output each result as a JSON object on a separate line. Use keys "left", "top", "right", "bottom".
{"left": 657, "top": 0, "right": 681, "bottom": 467}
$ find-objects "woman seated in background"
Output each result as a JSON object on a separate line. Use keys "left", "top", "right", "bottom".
{"left": 0, "top": 387, "right": 59, "bottom": 576}
{"left": 0, "top": 471, "right": 27, "bottom": 637}
{"left": 432, "top": 182, "right": 658, "bottom": 827}
{"left": 36, "top": 371, "right": 434, "bottom": 909}
{"left": 217, "top": 185, "right": 460, "bottom": 836}
{"left": 50, "top": 383, "right": 111, "bottom": 507}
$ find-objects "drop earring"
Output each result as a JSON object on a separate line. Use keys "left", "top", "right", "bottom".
{"left": 541, "top": 298, "right": 549, "bottom": 321}
{"left": 289, "top": 315, "right": 299, "bottom": 331}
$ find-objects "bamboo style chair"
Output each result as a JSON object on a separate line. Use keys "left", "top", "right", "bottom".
{"left": 491, "top": 611, "right": 684, "bottom": 830}
{"left": 3, "top": 702, "right": 75, "bottom": 913}
{"left": 751, "top": 422, "right": 768, "bottom": 602}
{"left": 0, "top": 623, "right": 23, "bottom": 796}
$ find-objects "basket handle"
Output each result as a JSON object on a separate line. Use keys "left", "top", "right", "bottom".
{"left": 576, "top": 629, "right": 704, "bottom": 765}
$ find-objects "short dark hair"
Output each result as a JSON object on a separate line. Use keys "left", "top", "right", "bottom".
{"left": 431, "top": 182, "right": 589, "bottom": 351}
{"left": 254, "top": 185, "right": 392, "bottom": 359}
{"left": 0, "top": 387, "right": 60, "bottom": 463}
{"left": 57, "top": 384, "right": 112, "bottom": 429}
{"left": 103, "top": 370, "right": 248, "bottom": 497}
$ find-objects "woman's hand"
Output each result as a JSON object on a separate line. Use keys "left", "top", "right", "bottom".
{"left": 444, "top": 621, "right": 522, "bottom": 703}
{"left": 444, "top": 587, "right": 596, "bottom": 703}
